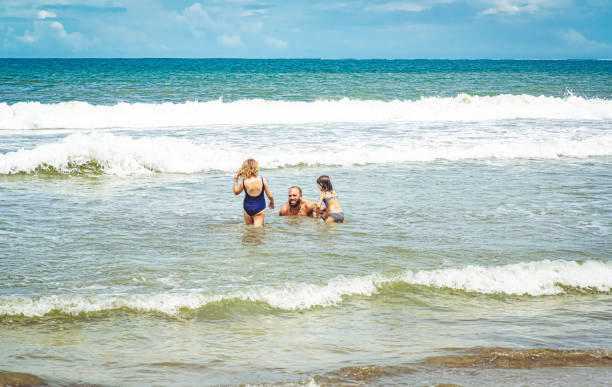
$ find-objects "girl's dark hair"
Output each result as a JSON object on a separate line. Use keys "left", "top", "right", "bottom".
{"left": 316, "top": 175, "right": 333, "bottom": 192}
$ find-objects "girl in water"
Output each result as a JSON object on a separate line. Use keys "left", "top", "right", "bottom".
{"left": 234, "top": 159, "right": 274, "bottom": 227}
{"left": 316, "top": 175, "right": 344, "bottom": 223}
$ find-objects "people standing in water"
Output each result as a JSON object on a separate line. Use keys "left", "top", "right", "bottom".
{"left": 234, "top": 159, "right": 274, "bottom": 227}
{"left": 316, "top": 175, "right": 344, "bottom": 223}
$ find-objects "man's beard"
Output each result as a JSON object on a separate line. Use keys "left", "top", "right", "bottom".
{"left": 289, "top": 199, "right": 301, "bottom": 208}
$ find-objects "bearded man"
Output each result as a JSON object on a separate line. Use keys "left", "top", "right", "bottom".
{"left": 279, "top": 186, "right": 317, "bottom": 217}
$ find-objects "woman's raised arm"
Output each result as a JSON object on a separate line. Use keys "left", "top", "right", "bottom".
{"left": 233, "top": 172, "right": 243, "bottom": 195}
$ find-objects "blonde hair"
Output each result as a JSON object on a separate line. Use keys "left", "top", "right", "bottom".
{"left": 238, "top": 158, "right": 259, "bottom": 179}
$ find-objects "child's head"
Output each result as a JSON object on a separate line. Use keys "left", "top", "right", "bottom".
{"left": 239, "top": 159, "right": 259, "bottom": 178}
{"left": 316, "top": 175, "right": 333, "bottom": 192}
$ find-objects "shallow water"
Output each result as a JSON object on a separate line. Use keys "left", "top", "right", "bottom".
{"left": 1, "top": 59, "right": 611, "bottom": 386}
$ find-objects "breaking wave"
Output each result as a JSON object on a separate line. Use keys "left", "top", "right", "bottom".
{"left": 1, "top": 132, "right": 611, "bottom": 175}
{"left": 1, "top": 260, "right": 610, "bottom": 318}
{"left": 1, "top": 94, "right": 612, "bottom": 130}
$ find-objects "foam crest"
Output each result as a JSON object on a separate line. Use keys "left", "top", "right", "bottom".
{"left": 0, "top": 133, "right": 243, "bottom": 175}
{"left": 1, "top": 260, "right": 610, "bottom": 318}
{"left": 1, "top": 94, "right": 612, "bottom": 129}
{"left": 239, "top": 275, "right": 380, "bottom": 310}
{"left": 396, "top": 259, "right": 612, "bottom": 295}
{"left": 2, "top": 132, "right": 611, "bottom": 175}
{"left": 0, "top": 276, "right": 379, "bottom": 317}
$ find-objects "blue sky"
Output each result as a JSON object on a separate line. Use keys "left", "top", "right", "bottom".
{"left": 1, "top": 0, "right": 611, "bottom": 58}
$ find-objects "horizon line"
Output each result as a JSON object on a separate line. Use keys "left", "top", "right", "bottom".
{"left": 0, "top": 57, "right": 606, "bottom": 61}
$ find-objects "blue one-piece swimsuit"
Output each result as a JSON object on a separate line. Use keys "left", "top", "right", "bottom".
{"left": 243, "top": 177, "right": 266, "bottom": 216}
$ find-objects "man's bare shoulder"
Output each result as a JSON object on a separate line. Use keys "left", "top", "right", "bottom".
{"left": 303, "top": 199, "right": 316, "bottom": 208}
{"left": 301, "top": 200, "right": 317, "bottom": 215}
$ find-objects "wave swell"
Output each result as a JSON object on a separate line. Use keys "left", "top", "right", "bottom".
{"left": 2, "top": 94, "right": 612, "bottom": 129}
{"left": 2, "top": 132, "right": 611, "bottom": 175}
{"left": 1, "top": 260, "right": 610, "bottom": 318}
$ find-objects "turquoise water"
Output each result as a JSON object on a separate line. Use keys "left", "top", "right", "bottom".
{"left": 1, "top": 59, "right": 612, "bottom": 386}
{"left": 2, "top": 59, "right": 611, "bottom": 104}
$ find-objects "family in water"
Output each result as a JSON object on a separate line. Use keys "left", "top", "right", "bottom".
{"left": 233, "top": 158, "right": 344, "bottom": 227}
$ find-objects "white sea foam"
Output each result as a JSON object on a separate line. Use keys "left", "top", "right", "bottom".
{"left": 1, "top": 132, "right": 611, "bottom": 175}
{"left": 394, "top": 259, "right": 612, "bottom": 296}
{"left": 1, "top": 260, "right": 610, "bottom": 317}
{"left": 1, "top": 94, "right": 612, "bottom": 130}
{"left": 0, "top": 133, "right": 240, "bottom": 175}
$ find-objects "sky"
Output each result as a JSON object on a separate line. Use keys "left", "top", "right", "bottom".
{"left": 0, "top": 0, "right": 611, "bottom": 58}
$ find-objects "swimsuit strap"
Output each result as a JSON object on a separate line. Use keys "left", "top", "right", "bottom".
{"left": 258, "top": 177, "right": 265, "bottom": 197}
{"left": 323, "top": 194, "right": 337, "bottom": 204}
{"left": 243, "top": 179, "right": 250, "bottom": 197}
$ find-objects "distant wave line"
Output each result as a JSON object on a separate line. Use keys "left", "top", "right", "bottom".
{"left": 1, "top": 94, "right": 612, "bottom": 130}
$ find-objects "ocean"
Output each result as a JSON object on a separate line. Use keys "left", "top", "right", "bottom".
{"left": 1, "top": 59, "right": 611, "bottom": 386}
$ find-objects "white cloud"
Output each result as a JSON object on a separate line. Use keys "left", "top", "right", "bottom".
{"left": 562, "top": 29, "right": 586, "bottom": 44}
{"left": 182, "top": 2, "right": 212, "bottom": 21}
{"left": 37, "top": 10, "right": 56, "bottom": 19}
{"left": 240, "top": 9, "right": 266, "bottom": 17}
{"left": 375, "top": 22, "right": 439, "bottom": 33}
{"left": 481, "top": 1, "right": 525, "bottom": 15}
{"left": 362, "top": 0, "right": 462, "bottom": 13}
{"left": 177, "top": 2, "right": 214, "bottom": 37}
{"left": 480, "top": 0, "right": 564, "bottom": 16}
{"left": 561, "top": 29, "right": 609, "bottom": 50}
{"left": 314, "top": 2, "right": 353, "bottom": 11}
{"left": 16, "top": 29, "right": 38, "bottom": 43}
{"left": 50, "top": 21, "right": 88, "bottom": 48}
{"left": 208, "top": 0, "right": 261, "bottom": 3}
{"left": 265, "top": 36, "right": 287, "bottom": 49}
{"left": 218, "top": 33, "right": 243, "bottom": 47}
{"left": 249, "top": 21, "right": 264, "bottom": 30}
{"left": 50, "top": 21, "right": 68, "bottom": 38}
{"left": 366, "top": 2, "right": 429, "bottom": 12}
{"left": 14, "top": 20, "right": 88, "bottom": 49}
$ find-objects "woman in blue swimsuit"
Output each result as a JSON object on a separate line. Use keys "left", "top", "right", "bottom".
{"left": 233, "top": 159, "right": 274, "bottom": 227}
{"left": 316, "top": 175, "right": 344, "bottom": 223}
